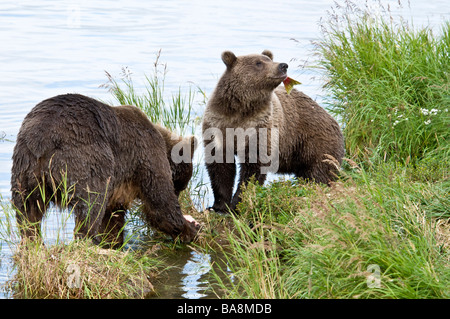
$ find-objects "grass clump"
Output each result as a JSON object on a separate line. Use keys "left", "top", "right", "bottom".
{"left": 9, "top": 240, "right": 160, "bottom": 299}
{"left": 101, "top": 49, "right": 200, "bottom": 136}
{"left": 316, "top": 0, "right": 449, "bottom": 166}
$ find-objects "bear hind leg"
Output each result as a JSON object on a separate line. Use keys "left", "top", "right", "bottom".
{"left": 97, "top": 205, "right": 126, "bottom": 249}
{"left": 71, "top": 186, "right": 109, "bottom": 245}
{"left": 231, "top": 162, "right": 267, "bottom": 213}
{"left": 295, "top": 161, "right": 335, "bottom": 185}
{"left": 13, "top": 191, "right": 47, "bottom": 241}
{"left": 11, "top": 176, "right": 51, "bottom": 242}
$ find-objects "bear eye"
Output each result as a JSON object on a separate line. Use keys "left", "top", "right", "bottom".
{"left": 256, "top": 61, "right": 263, "bottom": 67}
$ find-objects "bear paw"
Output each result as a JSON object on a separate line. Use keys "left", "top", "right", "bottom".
{"left": 183, "top": 214, "right": 199, "bottom": 226}
{"left": 206, "top": 206, "right": 234, "bottom": 215}
{"left": 179, "top": 215, "right": 201, "bottom": 243}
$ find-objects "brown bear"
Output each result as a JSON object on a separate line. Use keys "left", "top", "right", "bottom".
{"left": 11, "top": 93, "right": 199, "bottom": 247}
{"left": 202, "top": 50, "right": 345, "bottom": 214}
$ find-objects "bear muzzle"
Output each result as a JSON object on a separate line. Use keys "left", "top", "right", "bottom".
{"left": 278, "top": 63, "right": 288, "bottom": 73}
{"left": 270, "top": 63, "right": 289, "bottom": 81}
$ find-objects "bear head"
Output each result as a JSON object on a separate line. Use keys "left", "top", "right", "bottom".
{"left": 220, "top": 50, "right": 288, "bottom": 102}
{"left": 154, "top": 124, "right": 197, "bottom": 196}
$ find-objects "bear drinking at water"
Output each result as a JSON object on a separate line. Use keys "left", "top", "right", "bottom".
{"left": 202, "top": 50, "right": 345, "bottom": 214}
{"left": 11, "top": 93, "right": 199, "bottom": 246}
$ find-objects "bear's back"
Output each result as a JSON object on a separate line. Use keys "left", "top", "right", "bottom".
{"left": 275, "top": 87, "right": 342, "bottom": 139}
{"left": 17, "top": 94, "right": 120, "bottom": 158}
{"left": 274, "top": 87, "right": 345, "bottom": 165}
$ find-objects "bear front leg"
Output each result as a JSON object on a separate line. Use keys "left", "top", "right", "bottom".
{"left": 143, "top": 198, "right": 199, "bottom": 243}
{"left": 230, "top": 162, "right": 267, "bottom": 212}
{"left": 141, "top": 171, "right": 200, "bottom": 243}
{"left": 205, "top": 161, "right": 236, "bottom": 214}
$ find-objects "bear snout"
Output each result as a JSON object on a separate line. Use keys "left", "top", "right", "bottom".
{"left": 278, "top": 63, "right": 288, "bottom": 73}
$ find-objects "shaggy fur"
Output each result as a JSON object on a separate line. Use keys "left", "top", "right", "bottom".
{"left": 202, "top": 50, "right": 345, "bottom": 214}
{"left": 11, "top": 93, "right": 199, "bottom": 246}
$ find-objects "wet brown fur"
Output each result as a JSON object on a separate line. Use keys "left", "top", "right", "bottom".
{"left": 11, "top": 93, "right": 198, "bottom": 247}
{"left": 202, "top": 50, "right": 345, "bottom": 213}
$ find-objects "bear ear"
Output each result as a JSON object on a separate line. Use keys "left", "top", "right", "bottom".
{"left": 261, "top": 50, "right": 273, "bottom": 60}
{"left": 222, "top": 51, "right": 237, "bottom": 68}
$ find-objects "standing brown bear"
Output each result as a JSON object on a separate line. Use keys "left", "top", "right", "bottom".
{"left": 202, "top": 50, "right": 345, "bottom": 214}
{"left": 11, "top": 93, "right": 199, "bottom": 246}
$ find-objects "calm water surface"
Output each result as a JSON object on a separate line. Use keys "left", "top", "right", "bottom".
{"left": 0, "top": 0, "right": 448, "bottom": 298}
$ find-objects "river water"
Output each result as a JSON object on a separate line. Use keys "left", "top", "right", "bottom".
{"left": 0, "top": 0, "right": 448, "bottom": 299}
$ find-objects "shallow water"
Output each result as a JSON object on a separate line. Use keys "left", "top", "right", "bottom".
{"left": 0, "top": 0, "right": 448, "bottom": 299}
{"left": 148, "top": 248, "right": 232, "bottom": 299}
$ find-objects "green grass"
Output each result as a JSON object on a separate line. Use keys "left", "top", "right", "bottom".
{"left": 101, "top": 50, "right": 201, "bottom": 136}
{"left": 8, "top": 239, "right": 160, "bottom": 299}
{"left": 283, "top": 172, "right": 449, "bottom": 299}
{"left": 315, "top": 0, "right": 449, "bottom": 166}
{"left": 210, "top": 165, "right": 449, "bottom": 299}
